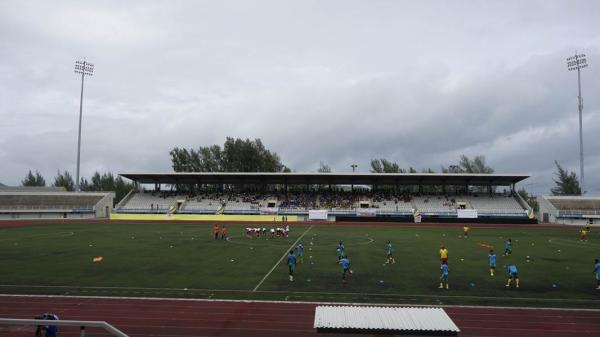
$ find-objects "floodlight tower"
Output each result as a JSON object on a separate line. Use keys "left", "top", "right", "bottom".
{"left": 567, "top": 52, "right": 588, "bottom": 195}
{"left": 74, "top": 60, "right": 94, "bottom": 192}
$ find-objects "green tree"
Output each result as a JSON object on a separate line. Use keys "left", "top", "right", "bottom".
{"left": 81, "top": 171, "right": 134, "bottom": 203}
{"left": 169, "top": 138, "right": 289, "bottom": 173}
{"left": 463, "top": 155, "right": 493, "bottom": 173}
{"left": 517, "top": 188, "right": 539, "bottom": 212}
{"left": 222, "top": 137, "right": 287, "bottom": 172}
{"left": 21, "top": 170, "right": 46, "bottom": 186}
{"left": 441, "top": 155, "right": 495, "bottom": 193}
{"left": 370, "top": 159, "right": 404, "bottom": 173}
{"left": 53, "top": 170, "right": 74, "bottom": 191}
{"left": 318, "top": 162, "right": 332, "bottom": 173}
{"left": 114, "top": 176, "right": 135, "bottom": 203}
{"left": 79, "top": 177, "right": 91, "bottom": 191}
{"left": 443, "top": 155, "right": 494, "bottom": 174}
{"left": 551, "top": 161, "right": 581, "bottom": 195}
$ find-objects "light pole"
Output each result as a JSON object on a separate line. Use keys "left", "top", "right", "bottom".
{"left": 567, "top": 52, "right": 588, "bottom": 195}
{"left": 350, "top": 164, "right": 357, "bottom": 192}
{"left": 74, "top": 60, "right": 94, "bottom": 192}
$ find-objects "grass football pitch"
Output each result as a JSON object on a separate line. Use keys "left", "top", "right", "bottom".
{"left": 0, "top": 223, "right": 599, "bottom": 308}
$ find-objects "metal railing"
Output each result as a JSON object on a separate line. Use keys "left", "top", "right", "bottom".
{"left": 0, "top": 205, "right": 95, "bottom": 211}
{"left": 0, "top": 318, "right": 129, "bottom": 337}
{"left": 558, "top": 209, "right": 600, "bottom": 216}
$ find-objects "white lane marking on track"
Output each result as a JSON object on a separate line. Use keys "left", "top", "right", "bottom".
{"left": 1, "top": 284, "right": 599, "bottom": 303}
{"left": 252, "top": 225, "right": 313, "bottom": 292}
{"left": 2, "top": 293, "right": 600, "bottom": 312}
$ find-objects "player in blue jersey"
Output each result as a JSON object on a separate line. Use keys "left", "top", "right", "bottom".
{"left": 339, "top": 255, "right": 351, "bottom": 283}
{"left": 296, "top": 243, "right": 304, "bottom": 264}
{"left": 439, "top": 261, "right": 449, "bottom": 289}
{"left": 505, "top": 264, "right": 519, "bottom": 288}
{"left": 488, "top": 250, "right": 497, "bottom": 276}
{"left": 287, "top": 250, "right": 297, "bottom": 281}
{"left": 336, "top": 241, "right": 345, "bottom": 261}
{"left": 504, "top": 239, "right": 513, "bottom": 256}
{"left": 385, "top": 241, "right": 395, "bottom": 264}
{"left": 594, "top": 259, "right": 600, "bottom": 290}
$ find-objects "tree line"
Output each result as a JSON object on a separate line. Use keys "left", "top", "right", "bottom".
{"left": 21, "top": 170, "right": 134, "bottom": 203}
{"left": 171, "top": 138, "right": 581, "bottom": 197}
{"left": 170, "top": 137, "right": 290, "bottom": 173}
{"left": 367, "top": 155, "right": 494, "bottom": 174}
{"left": 18, "top": 137, "right": 582, "bottom": 205}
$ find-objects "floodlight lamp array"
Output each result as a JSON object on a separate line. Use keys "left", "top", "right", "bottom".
{"left": 567, "top": 54, "right": 588, "bottom": 71}
{"left": 74, "top": 60, "right": 94, "bottom": 76}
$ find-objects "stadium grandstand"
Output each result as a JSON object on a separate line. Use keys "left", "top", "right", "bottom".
{"left": 0, "top": 186, "right": 114, "bottom": 220}
{"left": 115, "top": 172, "right": 534, "bottom": 223}
{"left": 538, "top": 195, "right": 600, "bottom": 225}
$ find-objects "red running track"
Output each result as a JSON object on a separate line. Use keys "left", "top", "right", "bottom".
{"left": 0, "top": 219, "right": 568, "bottom": 230}
{"left": 1, "top": 295, "right": 599, "bottom": 337}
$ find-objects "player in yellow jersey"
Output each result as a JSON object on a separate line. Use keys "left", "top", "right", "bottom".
{"left": 580, "top": 226, "right": 589, "bottom": 242}
{"left": 439, "top": 245, "right": 449, "bottom": 264}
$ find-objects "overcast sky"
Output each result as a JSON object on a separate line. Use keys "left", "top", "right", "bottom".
{"left": 1, "top": 1, "right": 599, "bottom": 194}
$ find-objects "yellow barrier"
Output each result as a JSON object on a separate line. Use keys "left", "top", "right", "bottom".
{"left": 110, "top": 213, "right": 298, "bottom": 222}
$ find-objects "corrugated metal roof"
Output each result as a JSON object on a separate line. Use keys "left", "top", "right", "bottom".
{"left": 119, "top": 172, "right": 529, "bottom": 186}
{"left": 313, "top": 306, "right": 460, "bottom": 333}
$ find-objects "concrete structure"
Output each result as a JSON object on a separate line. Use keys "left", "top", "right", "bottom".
{"left": 0, "top": 189, "right": 114, "bottom": 220}
{"left": 538, "top": 195, "right": 600, "bottom": 225}
{"left": 116, "top": 172, "right": 533, "bottom": 223}
{"left": 121, "top": 172, "right": 528, "bottom": 188}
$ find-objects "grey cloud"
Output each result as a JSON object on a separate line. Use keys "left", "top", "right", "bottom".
{"left": 1, "top": 0, "right": 599, "bottom": 195}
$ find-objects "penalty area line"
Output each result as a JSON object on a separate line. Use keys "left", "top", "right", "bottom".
{"left": 252, "top": 225, "right": 313, "bottom": 292}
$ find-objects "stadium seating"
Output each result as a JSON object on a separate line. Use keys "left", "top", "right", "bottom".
{"left": 0, "top": 190, "right": 114, "bottom": 219}
{"left": 0, "top": 193, "right": 102, "bottom": 210}
{"left": 537, "top": 195, "right": 600, "bottom": 224}
{"left": 411, "top": 196, "right": 456, "bottom": 213}
{"left": 371, "top": 200, "right": 413, "bottom": 212}
{"left": 120, "top": 193, "right": 179, "bottom": 211}
{"left": 117, "top": 191, "right": 526, "bottom": 215}
{"left": 547, "top": 197, "right": 600, "bottom": 212}
{"left": 184, "top": 198, "right": 222, "bottom": 211}
{"left": 460, "top": 195, "right": 525, "bottom": 214}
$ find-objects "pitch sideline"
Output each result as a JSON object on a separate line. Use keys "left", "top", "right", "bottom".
{"left": 0, "top": 284, "right": 598, "bottom": 305}
{"left": 2, "top": 293, "right": 600, "bottom": 312}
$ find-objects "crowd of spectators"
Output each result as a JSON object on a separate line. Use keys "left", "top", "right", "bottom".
{"left": 139, "top": 189, "right": 515, "bottom": 211}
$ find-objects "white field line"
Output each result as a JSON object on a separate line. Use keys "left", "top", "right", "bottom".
{"left": 2, "top": 283, "right": 598, "bottom": 304}
{"left": 2, "top": 293, "right": 600, "bottom": 312}
{"left": 252, "top": 225, "right": 313, "bottom": 292}
{"left": 0, "top": 231, "right": 75, "bottom": 242}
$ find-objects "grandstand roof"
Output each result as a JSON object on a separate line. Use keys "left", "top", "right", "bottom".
{"left": 0, "top": 186, "right": 66, "bottom": 192}
{"left": 120, "top": 172, "right": 528, "bottom": 186}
